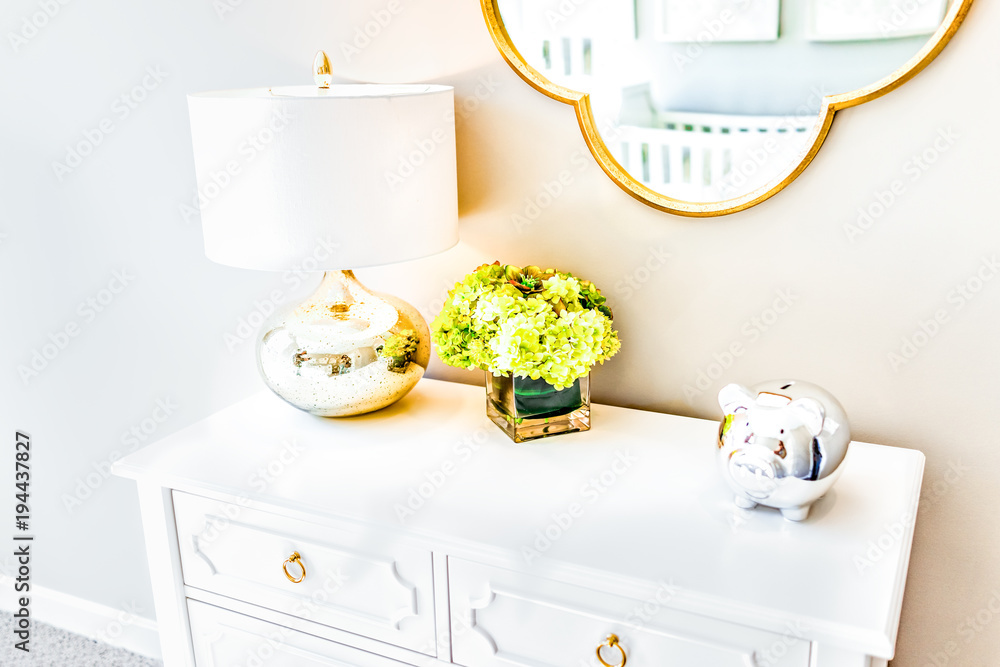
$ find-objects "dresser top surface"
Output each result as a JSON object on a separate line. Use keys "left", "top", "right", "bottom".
{"left": 115, "top": 378, "right": 923, "bottom": 656}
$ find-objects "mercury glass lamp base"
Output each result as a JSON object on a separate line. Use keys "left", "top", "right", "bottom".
{"left": 256, "top": 271, "right": 430, "bottom": 417}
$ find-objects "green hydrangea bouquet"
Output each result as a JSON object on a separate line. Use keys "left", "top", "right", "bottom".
{"left": 431, "top": 263, "right": 621, "bottom": 390}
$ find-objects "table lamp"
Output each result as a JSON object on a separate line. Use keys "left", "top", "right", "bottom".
{"left": 187, "top": 52, "right": 458, "bottom": 417}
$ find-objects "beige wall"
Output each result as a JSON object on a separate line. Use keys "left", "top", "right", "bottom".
{"left": 2, "top": 0, "right": 996, "bottom": 664}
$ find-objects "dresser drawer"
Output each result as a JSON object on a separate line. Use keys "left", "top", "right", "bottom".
{"left": 173, "top": 492, "right": 435, "bottom": 655}
{"left": 188, "top": 599, "right": 417, "bottom": 667}
{"left": 449, "top": 558, "right": 810, "bottom": 667}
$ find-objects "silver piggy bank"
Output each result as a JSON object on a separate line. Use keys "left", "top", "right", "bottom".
{"left": 717, "top": 380, "right": 851, "bottom": 521}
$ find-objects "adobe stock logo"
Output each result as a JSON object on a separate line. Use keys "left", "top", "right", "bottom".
{"left": 671, "top": 3, "right": 759, "bottom": 72}
{"left": 7, "top": 0, "right": 73, "bottom": 52}
{"left": 384, "top": 126, "right": 452, "bottom": 192}
{"left": 923, "top": 590, "right": 1000, "bottom": 667}
{"left": 62, "top": 397, "right": 179, "bottom": 514}
{"left": 852, "top": 511, "right": 915, "bottom": 574}
{"left": 383, "top": 76, "right": 500, "bottom": 192}
{"left": 510, "top": 149, "right": 591, "bottom": 235}
{"left": 614, "top": 246, "right": 672, "bottom": 301}
{"left": 844, "top": 127, "right": 959, "bottom": 243}
{"left": 522, "top": 451, "right": 637, "bottom": 565}
{"left": 340, "top": 0, "right": 407, "bottom": 62}
{"left": 682, "top": 289, "right": 798, "bottom": 404}
{"left": 393, "top": 423, "right": 492, "bottom": 524}
{"left": 51, "top": 66, "right": 169, "bottom": 182}
{"left": 179, "top": 108, "right": 294, "bottom": 224}
{"left": 887, "top": 255, "right": 998, "bottom": 371}
{"left": 18, "top": 269, "right": 136, "bottom": 386}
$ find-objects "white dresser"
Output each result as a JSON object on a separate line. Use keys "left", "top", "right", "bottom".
{"left": 113, "top": 379, "right": 924, "bottom": 667}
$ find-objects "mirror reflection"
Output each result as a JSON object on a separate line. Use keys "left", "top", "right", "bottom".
{"left": 496, "top": 0, "right": 953, "bottom": 203}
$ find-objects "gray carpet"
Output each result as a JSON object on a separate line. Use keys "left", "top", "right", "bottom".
{"left": 0, "top": 613, "right": 162, "bottom": 667}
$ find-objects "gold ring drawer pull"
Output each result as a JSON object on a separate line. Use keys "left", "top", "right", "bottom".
{"left": 596, "top": 634, "right": 626, "bottom": 667}
{"left": 282, "top": 552, "right": 306, "bottom": 583}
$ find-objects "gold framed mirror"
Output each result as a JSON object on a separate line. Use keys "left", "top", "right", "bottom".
{"left": 482, "top": 0, "right": 973, "bottom": 217}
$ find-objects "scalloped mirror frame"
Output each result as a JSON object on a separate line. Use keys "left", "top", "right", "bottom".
{"left": 481, "top": 0, "right": 975, "bottom": 217}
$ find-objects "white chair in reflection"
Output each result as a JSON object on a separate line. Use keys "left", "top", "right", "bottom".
{"left": 611, "top": 110, "right": 816, "bottom": 202}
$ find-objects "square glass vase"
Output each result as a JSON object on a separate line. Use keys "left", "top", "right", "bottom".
{"left": 486, "top": 373, "right": 590, "bottom": 443}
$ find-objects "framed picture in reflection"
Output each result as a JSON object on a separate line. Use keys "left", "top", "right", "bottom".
{"left": 654, "top": 0, "right": 781, "bottom": 43}
{"left": 807, "top": 0, "right": 949, "bottom": 41}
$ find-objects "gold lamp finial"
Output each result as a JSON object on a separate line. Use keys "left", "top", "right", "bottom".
{"left": 313, "top": 50, "right": 332, "bottom": 89}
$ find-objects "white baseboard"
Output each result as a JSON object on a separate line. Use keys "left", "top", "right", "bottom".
{"left": 0, "top": 578, "right": 162, "bottom": 661}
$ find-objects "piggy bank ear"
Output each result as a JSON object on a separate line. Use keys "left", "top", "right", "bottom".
{"left": 789, "top": 398, "right": 825, "bottom": 437}
{"left": 718, "top": 384, "right": 754, "bottom": 415}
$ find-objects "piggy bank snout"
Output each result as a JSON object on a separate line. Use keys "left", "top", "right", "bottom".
{"left": 728, "top": 448, "right": 779, "bottom": 498}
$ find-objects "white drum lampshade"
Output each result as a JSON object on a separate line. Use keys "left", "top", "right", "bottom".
{"left": 188, "top": 84, "right": 458, "bottom": 270}
{"left": 187, "top": 73, "right": 459, "bottom": 418}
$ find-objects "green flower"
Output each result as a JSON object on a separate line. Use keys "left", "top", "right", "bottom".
{"left": 430, "top": 262, "right": 621, "bottom": 389}
{"left": 504, "top": 265, "right": 554, "bottom": 295}
{"left": 579, "top": 279, "right": 613, "bottom": 319}
{"left": 379, "top": 329, "right": 419, "bottom": 373}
